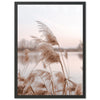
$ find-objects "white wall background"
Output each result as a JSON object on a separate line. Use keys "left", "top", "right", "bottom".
{"left": 0, "top": 0, "right": 100, "bottom": 100}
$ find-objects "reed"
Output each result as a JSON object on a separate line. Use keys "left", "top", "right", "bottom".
{"left": 36, "top": 21, "right": 70, "bottom": 94}
{"left": 48, "top": 65, "right": 55, "bottom": 94}
{"left": 18, "top": 70, "right": 82, "bottom": 95}
{"left": 17, "top": 21, "right": 82, "bottom": 95}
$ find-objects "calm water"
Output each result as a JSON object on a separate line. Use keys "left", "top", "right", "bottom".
{"left": 18, "top": 52, "right": 83, "bottom": 84}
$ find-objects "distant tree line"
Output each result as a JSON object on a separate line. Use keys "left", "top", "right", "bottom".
{"left": 18, "top": 39, "right": 83, "bottom": 52}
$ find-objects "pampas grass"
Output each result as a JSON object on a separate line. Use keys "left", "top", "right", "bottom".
{"left": 38, "top": 42, "right": 60, "bottom": 64}
{"left": 36, "top": 21, "right": 59, "bottom": 46}
{"left": 17, "top": 21, "right": 83, "bottom": 96}
{"left": 36, "top": 21, "right": 70, "bottom": 94}
{"left": 18, "top": 70, "right": 82, "bottom": 95}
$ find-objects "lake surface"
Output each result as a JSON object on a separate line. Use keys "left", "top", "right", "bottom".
{"left": 18, "top": 51, "right": 83, "bottom": 84}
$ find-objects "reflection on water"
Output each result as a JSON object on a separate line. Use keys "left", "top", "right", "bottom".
{"left": 18, "top": 51, "right": 83, "bottom": 83}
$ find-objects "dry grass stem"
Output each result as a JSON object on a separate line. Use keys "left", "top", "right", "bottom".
{"left": 18, "top": 21, "right": 83, "bottom": 96}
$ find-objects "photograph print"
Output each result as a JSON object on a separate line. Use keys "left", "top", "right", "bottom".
{"left": 15, "top": 2, "right": 86, "bottom": 98}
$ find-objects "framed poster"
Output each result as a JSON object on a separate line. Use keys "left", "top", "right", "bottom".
{"left": 15, "top": 2, "right": 86, "bottom": 98}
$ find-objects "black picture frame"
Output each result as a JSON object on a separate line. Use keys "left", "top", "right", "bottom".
{"left": 15, "top": 1, "right": 86, "bottom": 98}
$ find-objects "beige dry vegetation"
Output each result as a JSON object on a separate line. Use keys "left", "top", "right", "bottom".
{"left": 18, "top": 21, "right": 83, "bottom": 95}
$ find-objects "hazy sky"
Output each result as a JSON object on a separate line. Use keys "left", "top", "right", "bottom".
{"left": 18, "top": 5, "right": 83, "bottom": 47}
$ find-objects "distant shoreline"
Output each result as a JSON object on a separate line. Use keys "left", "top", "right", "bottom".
{"left": 18, "top": 47, "right": 82, "bottom": 52}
